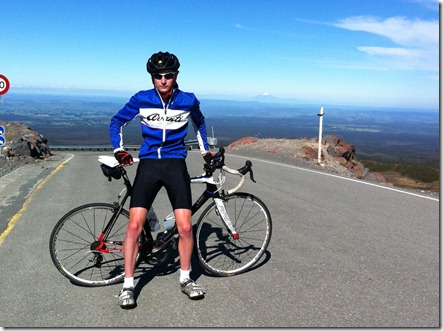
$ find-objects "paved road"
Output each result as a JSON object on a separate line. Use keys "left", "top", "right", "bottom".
{"left": 0, "top": 151, "right": 439, "bottom": 327}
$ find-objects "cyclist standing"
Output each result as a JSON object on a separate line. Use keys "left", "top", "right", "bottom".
{"left": 110, "top": 51, "right": 214, "bottom": 309}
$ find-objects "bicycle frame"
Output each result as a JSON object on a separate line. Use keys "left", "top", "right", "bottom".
{"left": 97, "top": 168, "right": 133, "bottom": 248}
{"left": 190, "top": 173, "right": 239, "bottom": 238}
{"left": 96, "top": 158, "right": 244, "bottom": 255}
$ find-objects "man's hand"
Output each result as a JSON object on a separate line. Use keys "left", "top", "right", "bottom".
{"left": 114, "top": 150, "right": 134, "bottom": 166}
{"left": 203, "top": 152, "right": 215, "bottom": 164}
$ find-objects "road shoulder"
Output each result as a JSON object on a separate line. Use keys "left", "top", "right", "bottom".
{"left": 0, "top": 153, "right": 71, "bottom": 235}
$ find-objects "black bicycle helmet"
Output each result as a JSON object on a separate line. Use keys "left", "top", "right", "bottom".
{"left": 146, "top": 51, "right": 180, "bottom": 74}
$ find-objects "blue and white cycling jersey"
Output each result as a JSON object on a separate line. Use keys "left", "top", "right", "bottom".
{"left": 110, "top": 88, "right": 209, "bottom": 159}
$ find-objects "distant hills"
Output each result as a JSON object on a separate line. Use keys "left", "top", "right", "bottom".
{"left": 248, "top": 93, "right": 303, "bottom": 104}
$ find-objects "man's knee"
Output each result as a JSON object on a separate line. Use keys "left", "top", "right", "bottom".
{"left": 127, "top": 207, "right": 147, "bottom": 237}
{"left": 127, "top": 220, "right": 143, "bottom": 235}
{"left": 178, "top": 221, "right": 192, "bottom": 235}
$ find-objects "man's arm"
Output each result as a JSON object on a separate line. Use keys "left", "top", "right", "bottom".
{"left": 110, "top": 94, "right": 140, "bottom": 152}
{"left": 190, "top": 98, "right": 210, "bottom": 155}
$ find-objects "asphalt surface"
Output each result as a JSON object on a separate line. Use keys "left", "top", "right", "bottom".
{"left": 0, "top": 150, "right": 439, "bottom": 327}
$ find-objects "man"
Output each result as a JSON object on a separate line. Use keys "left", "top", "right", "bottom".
{"left": 110, "top": 51, "right": 213, "bottom": 309}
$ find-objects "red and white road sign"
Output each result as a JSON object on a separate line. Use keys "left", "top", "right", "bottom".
{"left": 0, "top": 75, "right": 10, "bottom": 95}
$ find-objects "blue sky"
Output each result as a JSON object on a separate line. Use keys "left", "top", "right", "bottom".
{"left": 1, "top": 0, "right": 439, "bottom": 108}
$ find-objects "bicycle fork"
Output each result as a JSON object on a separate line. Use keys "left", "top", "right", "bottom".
{"left": 194, "top": 181, "right": 240, "bottom": 240}
{"left": 213, "top": 198, "right": 239, "bottom": 240}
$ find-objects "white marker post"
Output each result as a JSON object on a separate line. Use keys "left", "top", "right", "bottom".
{"left": 317, "top": 107, "right": 324, "bottom": 165}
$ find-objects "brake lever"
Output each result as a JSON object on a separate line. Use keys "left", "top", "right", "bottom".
{"left": 249, "top": 168, "right": 256, "bottom": 183}
{"left": 238, "top": 160, "right": 256, "bottom": 183}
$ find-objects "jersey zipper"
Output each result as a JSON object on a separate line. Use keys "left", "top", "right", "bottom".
{"left": 156, "top": 89, "right": 174, "bottom": 159}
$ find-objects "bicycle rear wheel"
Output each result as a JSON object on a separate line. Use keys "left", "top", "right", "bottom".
{"left": 49, "top": 203, "right": 134, "bottom": 287}
{"left": 194, "top": 193, "right": 272, "bottom": 276}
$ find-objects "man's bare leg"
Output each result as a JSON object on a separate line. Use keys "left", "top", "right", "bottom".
{"left": 117, "top": 207, "right": 147, "bottom": 309}
{"left": 175, "top": 208, "right": 204, "bottom": 299}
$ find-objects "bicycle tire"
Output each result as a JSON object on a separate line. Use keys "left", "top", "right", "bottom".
{"left": 194, "top": 192, "right": 272, "bottom": 276}
{"left": 49, "top": 203, "right": 141, "bottom": 287}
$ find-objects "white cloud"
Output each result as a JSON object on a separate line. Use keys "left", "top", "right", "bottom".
{"left": 334, "top": 16, "right": 438, "bottom": 71}
{"left": 335, "top": 16, "right": 438, "bottom": 47}
{"left": 357, "top": 47, "right": 424, "bottom": 58}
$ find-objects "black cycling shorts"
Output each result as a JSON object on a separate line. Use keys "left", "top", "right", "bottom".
{"left": 129, "top": 158, "right": 192, "bottom": 210}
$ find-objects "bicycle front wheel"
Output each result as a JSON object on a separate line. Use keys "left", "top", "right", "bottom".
{"left": 49, "top": 203, "right": 130, "bottom": 287}
{"left": 194, "top": 193, "right": 272, "bottom": 276}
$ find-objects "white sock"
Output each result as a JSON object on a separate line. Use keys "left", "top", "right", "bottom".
{"left": 123, "top": 277, "right": 134, "bottom": 289}
{"left": 179, "top": 269, "right": 191, "bottom": 283}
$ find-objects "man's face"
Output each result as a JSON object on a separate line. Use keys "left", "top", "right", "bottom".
{"left": 152, "top": 71, "right": 178, "bottom": 94}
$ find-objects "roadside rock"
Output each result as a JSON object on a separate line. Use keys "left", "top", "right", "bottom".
{"left": 0, "top": 120, "right": 53, "bottom": 178}
{"left": 228, "top": 137, "right": 260, "bottom": 148}
{"left": 227, "top": 135, "right": 385, "bottom": 183}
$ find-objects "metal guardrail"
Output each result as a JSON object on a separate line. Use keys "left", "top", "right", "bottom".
{"left": 51, "top": 137, "right": 218, "bottom": 152}
{"left": 50, "top": 145, "right": 137, "bottom": 151}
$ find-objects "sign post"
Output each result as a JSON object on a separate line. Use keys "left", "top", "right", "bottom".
{"left": 0, "top": 125, "right": 5, "bottom": 155}
{"left": 0, "top": 74, "right": 9, "bottom": 153}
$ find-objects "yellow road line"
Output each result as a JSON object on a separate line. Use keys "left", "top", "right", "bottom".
{"left": 0, "top": 154, "right": 74, "bottom": 247}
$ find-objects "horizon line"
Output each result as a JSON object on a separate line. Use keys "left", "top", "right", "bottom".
{"left": 3, "top": 87, "right": 439, "bottom": 110}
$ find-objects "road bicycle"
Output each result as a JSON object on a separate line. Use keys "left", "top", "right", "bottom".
{"left": 49, "top": 147, "right": 272, "bottom": 287}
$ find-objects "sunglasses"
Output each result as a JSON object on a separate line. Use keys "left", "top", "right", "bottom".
{"left": 152, "top": 72, "right": 176, "bottom": 80}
